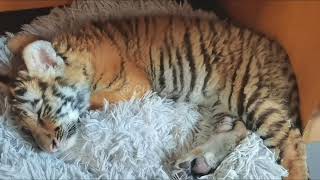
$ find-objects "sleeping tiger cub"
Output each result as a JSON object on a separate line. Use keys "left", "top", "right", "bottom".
{"left": 8, "top": 15, "right": 307, "bottom": 179}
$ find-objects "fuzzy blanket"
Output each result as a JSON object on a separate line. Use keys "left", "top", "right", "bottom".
{"left": 0, "top": 0, "right": 288, "bottom": 179}
{"left": 0, "top": 93, "right": 287, "bottom": 179}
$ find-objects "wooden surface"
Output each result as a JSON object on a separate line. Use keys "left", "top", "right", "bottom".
{"left": 217, "top": 0, "right": 320, "bottom": 127}
{"left": 0, "top": 0, "right": 72, "bottom": 12}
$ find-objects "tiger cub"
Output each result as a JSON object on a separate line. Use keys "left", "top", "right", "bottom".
{"left": 9, "top": 15, "right": 307, "bottom": 179}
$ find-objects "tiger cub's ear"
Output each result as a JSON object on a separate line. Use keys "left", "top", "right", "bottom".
{"left": 23, "top": 40, "right": 65, "bottom": 80}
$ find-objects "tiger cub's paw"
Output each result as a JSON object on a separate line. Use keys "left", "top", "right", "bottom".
{"left": 174, "top": 148, "right": 216, "bottom": 178}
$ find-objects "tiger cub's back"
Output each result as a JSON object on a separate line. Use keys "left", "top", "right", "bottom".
{"left": 142, "top": 16, "right": 299, "bottom": 124}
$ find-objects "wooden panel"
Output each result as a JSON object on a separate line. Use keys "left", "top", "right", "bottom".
{"left": 217, "top": 0, "right": 320, "bottom": 127}
{"left": 0, "top": 0, "right": 72, "bottom": 12}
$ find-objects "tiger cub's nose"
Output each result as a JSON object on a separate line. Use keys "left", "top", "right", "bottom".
{"left": 35, "top": 119, "right": 61, "bottom": 152}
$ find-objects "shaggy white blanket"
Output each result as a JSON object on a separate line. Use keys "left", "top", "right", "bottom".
{"left": 0, "top": 92, "right": 287, "bottom": 179}
{"left": 0, "top": 94, "right": 198, "bottom": 179}
{"left": 0, "top": 0, "right": 288, "bottom": 179}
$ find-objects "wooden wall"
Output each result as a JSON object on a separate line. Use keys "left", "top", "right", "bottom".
{"left": 0, "top": 0, "right": 72, "bottom": 12}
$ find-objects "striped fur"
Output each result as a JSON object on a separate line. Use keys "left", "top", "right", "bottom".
{"left": 10, "top": 15, "right": 307, "bottom": 179}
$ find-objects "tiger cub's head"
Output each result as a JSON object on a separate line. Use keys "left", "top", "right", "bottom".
{"left": 10, "top": 40, "right": 91, "bottom": 152}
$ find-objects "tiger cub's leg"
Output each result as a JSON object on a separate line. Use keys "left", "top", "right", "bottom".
{"left": 248, "top": 100, "right": 308, "bottom": 179}
{"left": 174, "top": 117, "right": 248, "bottom": 176}
{"left": 280, "top": 128, "right": 308, "bottom": 180}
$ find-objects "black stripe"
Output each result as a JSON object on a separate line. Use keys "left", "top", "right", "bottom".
{"left": 260, "top": 120, "right": 287, "bottom": 148}
{"left": 57, "top": 112, "right": 68, "bottom": 119}
{"left": 287, "top": 74, "right": 299, "bottom": 118}
{"left": 245, "top": 90, "right": 261, "bottom": 112}
{"left": 245, "top": 36, "right": 263, "bottom": 112}
{"left": 196, "top": 19, "right": 213, "bottom": 96}
{"left": 260, "top": 133, "right": 275, "bottom": 142}
{"left": 256, "top": 108, "right": 280, "bottom": 129}
{"left": 52, "top": 85, "right": 65, "bottom": 99}
{"left": 64, "top": 96, "right": 74, "bottom": 103}
{"left": 166, "top": 17, "right": 174, "bottom": 68}
{"left": 184, "top": 27, "right": 196, "bottom": 100}
{"left": 148, "top": 16, "right": 156, "bottom": 82}
{"left": 165, "top": 37, "right": 173, "bottom": 68}
{"left": 211, "top": 112, "right": 227, "bottom": 120}
{"left": 211, "top": 100, "right": 221, "bottom": 108}
{"left": 44, "top": 104, "right": 52, "bottom": 115}
{"left": 228, "top": 29, "right": 246, "bottom": 111}
{"left": 228, "top": 57, "right": 241, "bottom": 111}
{"left": 172, "top": 63, "right": 178, "bottom": 92}
{"left": 159, "top": 48, "right": 165, "bottom": 91}
{"left": 14, "top": 97, "right": 29, "bottom": 104}
{"left": 164, "top": 32, "right": 176, "bottom": 92}
{"left": 245, "top": 100, "right": 264, "bottom": 130}
{"left": 246, "top": 110, "right": 255, "bottom": 130}
{"left": 149, "top": 46, "right": 155, "bottom": 80}
{"left": 270, "top": 120, "right": 286, "bottom": 131}
{"left": 176, "top": 48, "right": 184, "bottom": 94}
{"left": 237, "top": 54, "right": 253, "bottom": 116}
{"left": 106, "top": 61, "right": 125, "bottom": 88}
{"left": 37, "top": 108, "right": 41, "bottom": 120}
{"left": 168, "top": 17, "right": 178, "bottom": 93}
{"left": 56, "top": 106, "right": 62, "bottom": 115}
{"left": 93, "top": 73, "right": 104, "bottom": 91}
{"left": 62, "top": 99, "right": 68, "bottom": 106}
{"left": 208, "top": 21, "right": 221, "bottom": 62}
